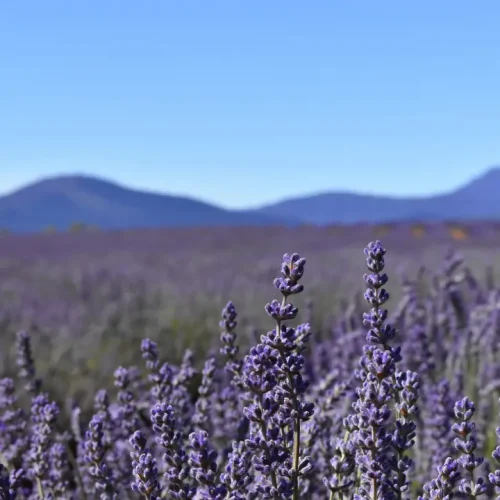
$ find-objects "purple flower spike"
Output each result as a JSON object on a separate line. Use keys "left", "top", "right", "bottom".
{"left": 129, "top": 430, "right": 162, "bottom": 500}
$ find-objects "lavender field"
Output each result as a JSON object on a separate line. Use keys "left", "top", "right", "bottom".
{"left": 2, "top": 223, "right": 500, "bottom": 499}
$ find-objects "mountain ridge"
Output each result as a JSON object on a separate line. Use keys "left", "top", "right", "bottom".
{"left": 0, "top": 174, "right": 296, "bottom": 231}
{"left": 1, "top": 167, "right": 499, "bottom": 232}
{"left": 255, "top": 166, "right": 500, "bottom": 224}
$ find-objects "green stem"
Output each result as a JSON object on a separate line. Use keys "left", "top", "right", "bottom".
{"left": 278, "top": 295, "right": 301, "bottom": 500}
{"left": 371, "top": 428, "right": 377, "bottom": 500}
{"left": 292, "top": 418, "right": 301, "bottom": 500}
{"left": 36, "top": 477, "right": 45, "bottom": 499}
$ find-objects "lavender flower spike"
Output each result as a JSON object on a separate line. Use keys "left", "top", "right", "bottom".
{"left": 28, "top": 393, "right": 59, "bottom": 497}
{"left": 84, "top": 413, "right": 118, "bottom": 500}
{"left": 129, "top": 430, "right": 162, "bottom": 500}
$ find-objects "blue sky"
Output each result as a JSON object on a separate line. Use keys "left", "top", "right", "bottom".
{"left": 1, "top": 1, "right": 500, "bottom": 209}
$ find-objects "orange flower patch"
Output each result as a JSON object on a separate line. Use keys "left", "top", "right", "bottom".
{"left": 411, "top": 224, "right": 426, "bottom": 238}
{"left": 449, "top": 226, "right": 468, "bottom": 241}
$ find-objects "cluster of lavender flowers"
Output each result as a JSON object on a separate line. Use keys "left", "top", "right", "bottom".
{"left": 2, "top": 240, "right": 500, "bottom": 499}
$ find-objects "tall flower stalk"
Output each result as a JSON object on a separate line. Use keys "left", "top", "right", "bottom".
{"left": 266, "top": 252, "right": 313, "bottom": 500}
{"left": 343, "top": 241, "right": 419, "bottom": 499}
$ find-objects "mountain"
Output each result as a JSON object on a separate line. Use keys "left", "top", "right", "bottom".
{"left": 256, "top": 167, "right": 500, "bottom": 224}
{"left": 0, "top": 175, "right": 295, "bottom": 232}
{"left": 1, "top": 168, "right": 500, "bottom": 232}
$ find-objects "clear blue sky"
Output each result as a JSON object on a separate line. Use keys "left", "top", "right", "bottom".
{"left": 1, "top": 1, "right": 500, "bottom": 209}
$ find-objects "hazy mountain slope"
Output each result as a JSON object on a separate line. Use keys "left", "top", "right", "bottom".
{"left": 1, "top": 168, "right": 500, "bottom": 231}
{"left": 256, "top": 167, "right": 500, "bottom": 224}
{"left": 0, "top": 175, "right": 294, "bottom": 231}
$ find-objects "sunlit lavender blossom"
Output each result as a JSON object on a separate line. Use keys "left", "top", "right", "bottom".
{"left": 192, "top": 357, "right": 216, "bottom": 433}
{"left": 84, "top": 413, "right": 118, "bottom": 499}
{"left": 114, "top": 366, "right": 140, "bottom": 438}
{"left": 141, "top": 338, "right": 174, "bottom": 404}
{"left": 129, "top": 430, "right": 161, "bottom": 500}
{"left": 453, "top": 397, "right": 487, "bottom": 497}
{"left": 150, "top": 403, "right": 195, "bottom": 499}
{"left": 27, "top": 394, "right": 59, "bottom": 495}
{"left": 188, "top": 430, "right": 226, "bottom": 499}
{"left": 0, "top": 378, "right": 29, "bottom": 466}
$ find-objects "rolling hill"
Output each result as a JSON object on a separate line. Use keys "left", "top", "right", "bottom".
{"left": 0, "top": 175, "right": 295, "bottom": 232}
{"left": 1, "top": 168, "right": 500, "bottom": 231}
{"left": 256, "top": 167, "right": 500, "bottom": 224}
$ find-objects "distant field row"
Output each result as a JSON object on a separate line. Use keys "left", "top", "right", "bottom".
{"left": 1, "top": 221, "right": 500, "bottom": 261}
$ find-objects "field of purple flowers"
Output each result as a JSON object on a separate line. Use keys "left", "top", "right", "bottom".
{"left": 1, "top": 224, "right": 500, "bottom": 498}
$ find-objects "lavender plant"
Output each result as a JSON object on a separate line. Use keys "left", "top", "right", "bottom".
{"left": 2, "top": 238, "right": 500, "bottom": 499}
